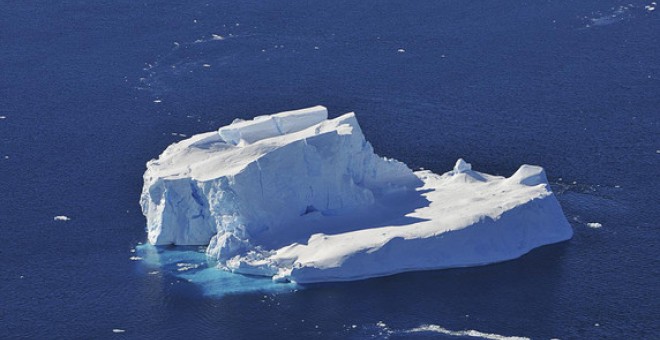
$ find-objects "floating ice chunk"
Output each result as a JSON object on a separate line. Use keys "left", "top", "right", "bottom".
{"left": 141, "top": 106, "right": 572, "bottom": 283}
{"left": 176, "top": 262, "right": 200, "bottom": 271}
{"left": 53, "top": 215, "right": 71, "bottom": 221}
{"left": 586, "top": 222, "right": 603, "bottom": 229}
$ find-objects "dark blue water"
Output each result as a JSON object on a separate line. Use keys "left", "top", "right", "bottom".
{"left": 2, "top": 0, "right": 658, "bottom": 338}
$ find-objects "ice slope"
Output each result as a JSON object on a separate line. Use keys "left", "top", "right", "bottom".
{"left": 141, "top": 106, "right": 572, "bottom": 283}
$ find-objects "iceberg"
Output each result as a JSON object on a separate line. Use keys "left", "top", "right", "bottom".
{"left": 140, "top": 106, "right": 572, "bottom": 283}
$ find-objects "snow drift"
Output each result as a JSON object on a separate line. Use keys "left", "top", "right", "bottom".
{"left": 140, "top": 106, "right": 572, "bottom": 283}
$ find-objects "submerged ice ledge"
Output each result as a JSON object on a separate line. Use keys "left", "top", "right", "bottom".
{"left": 140, "top": 106, "right": 572, "bottom": 283}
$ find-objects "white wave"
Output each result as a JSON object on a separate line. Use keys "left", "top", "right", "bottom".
{"left": 405, "top": 324, "right": 530, "bottom": 340}
{"left": 53, "top": 215, "right": 71, "bottom": 221}
{"left": 586, "top": 222, "right": 603, "bottom": 229}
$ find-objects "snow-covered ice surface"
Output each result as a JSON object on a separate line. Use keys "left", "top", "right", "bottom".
{"left": 141, "top": 106, "right": 572, "bottom": 284}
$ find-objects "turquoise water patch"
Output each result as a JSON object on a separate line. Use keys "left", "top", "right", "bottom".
{"left": 135, "top": 244, "right": 297, "bottom": 297}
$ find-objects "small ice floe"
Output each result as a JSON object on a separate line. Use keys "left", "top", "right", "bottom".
{"left": 53, "top": 216, "right": 71, "bottom": 222}
{"left": 397, "top": 48, "right": 406, "bottom": 53}
{"left": 211, "top": 34, "right": 225, "bottom": 41}
{"left": 129, "top": 256, "right": 143, "bottom": 261}
{"left": 586, "top": 222, "right": 603, "bottom": 229}
{"left": 153, "top": 99, "right": 162, "bottom": 103}
{"left": 176, "top": 262, "right": 200, "bottom": 271}
{"left": 112, "top": 329, "right": 126, "bottom": 333}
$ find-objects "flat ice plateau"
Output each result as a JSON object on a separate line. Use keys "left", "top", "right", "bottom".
{"left": 141, "top": 106, "right": 572, "bottom": 283}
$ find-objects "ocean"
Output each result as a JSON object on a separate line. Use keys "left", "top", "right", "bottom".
{"left": 1, "top": 0, "right": 658, "bottom": 338}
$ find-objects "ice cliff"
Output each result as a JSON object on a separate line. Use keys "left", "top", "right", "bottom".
{"left": 141, "top": 106, "right": 573, "bottom": 283}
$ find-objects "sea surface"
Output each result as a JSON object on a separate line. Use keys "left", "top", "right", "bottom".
{"left": 1, "top": 0, "right": 659, "bottom": 338}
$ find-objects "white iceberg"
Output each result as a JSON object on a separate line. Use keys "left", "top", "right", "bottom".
{"left": 140, "top": 106, "right": 572, "bottom": 283}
